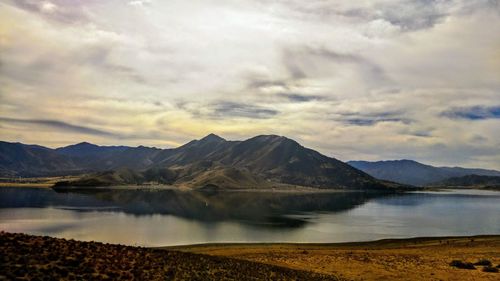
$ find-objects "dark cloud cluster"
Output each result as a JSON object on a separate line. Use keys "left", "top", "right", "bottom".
{"left": 277, "top": 93, "right": 324, "bottom": 102}
{"left": 344, "top": 118, "right": 411, "bottom": 126}
{"left": 209, "top": 102, "right": 279, "bottom": 119}
{"left": 275, "top": 0, "right": 497, "bottom": 31}
{"left": 246, "top": 79, "right": 287, "bottom": 90}
{"left": 0, "top": 117, "right": 119, "bottom": 137}
{"left": 178, "top": 101, "right": 279, "bottom": 120}
{"left": 441, "top": 105, "right": 500, "bottom": 120}
{"left": 334, "top": 111, "right": 412, "bottom": 126}
{"left": 372, "top": 0, "right": 447, "bottom": 31}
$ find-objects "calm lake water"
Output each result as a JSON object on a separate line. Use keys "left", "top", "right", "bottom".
{"left": 0, "top": 187, "right": 499, "bottom": 246}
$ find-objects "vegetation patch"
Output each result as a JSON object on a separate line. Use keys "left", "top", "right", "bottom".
{"left": 449, "top": 260, "right": 476, "bottom": 270}
{"left": 482, "top": 266, "right": 498, "bottom": 273}
{"left": 473, "top": 259, "right": 492, "bottom": 266}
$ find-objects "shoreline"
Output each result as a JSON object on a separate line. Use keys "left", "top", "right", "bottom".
{"left": 0, "top": 183, "right": 398, "bottom": 193}
{"left": 164, "top": 234, "right": 500, "bottom": 249}
{"left": 2, "top": 232, "right": 499, "bottom": 280}
{"left": 2, "top": 180, "right": 498, "bottom": 192}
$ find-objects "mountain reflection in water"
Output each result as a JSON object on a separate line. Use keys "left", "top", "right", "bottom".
{"left": 1, "top": 187, "right": 499, "bottom": 246}
{"left": 0, "top": 188, "right": 388, "bottom": 228}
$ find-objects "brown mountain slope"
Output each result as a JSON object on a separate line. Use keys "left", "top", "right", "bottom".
{"left": 2, "top": 134, "right": 408, "bottom": 190}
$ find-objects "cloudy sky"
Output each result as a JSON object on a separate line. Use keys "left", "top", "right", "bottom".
{"left": 1, "top": 0, "right": 499, "bottom": 169}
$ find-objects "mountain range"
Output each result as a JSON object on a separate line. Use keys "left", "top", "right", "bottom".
{"left": 0, "top": 134, "right": 398, "bottom": 190}
{"left": 348, "top": 160, "right": 500, "bottom": 186}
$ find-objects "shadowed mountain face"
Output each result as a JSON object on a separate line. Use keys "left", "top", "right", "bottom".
{"left": 1, "top": 135, "right": 397, "bottom": 190}
{"left": 348, "top": 160, "right": 500, "bottom": 186}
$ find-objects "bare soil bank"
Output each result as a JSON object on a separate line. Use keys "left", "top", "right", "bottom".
{"left": 0, "top": 232, "right": 338, "bottom": 280}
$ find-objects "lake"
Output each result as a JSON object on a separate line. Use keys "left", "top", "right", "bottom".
{"left": 0, "top": 187, "right": 498, "bottom": 246}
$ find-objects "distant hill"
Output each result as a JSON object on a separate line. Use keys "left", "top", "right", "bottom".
{"left": 0, "top": 141, "right": 82, "bottom": 177}
{"left": 55, "top": 142, "right": 130, "bottom": 159}
{"left": 431, "top": 174, "right": 500, "bottom": 189}
{"left": 0, "top": 141, "right": 163, "bottom": 176}
{"left": 348, "top": 160, "right": 500, "bottom": 186}
{"left": 1, "top": 135, "right": 403, "bottom": 190}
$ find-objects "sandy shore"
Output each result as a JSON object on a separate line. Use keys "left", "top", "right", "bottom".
{"left": 174, "top": 236, "right": 500, "bottom": 281}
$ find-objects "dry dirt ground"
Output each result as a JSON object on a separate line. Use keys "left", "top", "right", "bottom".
{"left": 176, "top": 236, "right": 500, "bottom": 281}
{"left": 0, "top": 232, "right": 338, "bottom": 280}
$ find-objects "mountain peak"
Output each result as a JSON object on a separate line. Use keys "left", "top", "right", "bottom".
{"left": 74, "top": 141, "right": 97, "bottom": 147}
{"left": 253, "top": 134, "right": 284, "bottom": 140}
{"left": 251, "top": 134, "right": 297, "bottom": 144}
{"left": 199, "top": 133, "right": 225, "bottom": 143}
{"left": 56, "top": 142, "right": 98, "bottom": 150}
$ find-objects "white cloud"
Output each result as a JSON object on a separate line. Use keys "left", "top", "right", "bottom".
{"left": 128, "top": 0, "right": 152, "bottom": 7}
{"left": 40, "top": 1, "right": 57, "bottom": 13}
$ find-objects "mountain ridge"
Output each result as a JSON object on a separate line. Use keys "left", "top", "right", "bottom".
{"left": 348, "top": 159, "right": 500, "bottom": 186}
{"left": 430, "top": 174, "right": 500, "bottom": 189}
{"left": 1, "top": 135, "right": 401, "bottom": 190}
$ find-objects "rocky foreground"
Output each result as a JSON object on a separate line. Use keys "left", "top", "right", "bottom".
{"left": 0, "top": 232, "right": 339, "bottom": 280}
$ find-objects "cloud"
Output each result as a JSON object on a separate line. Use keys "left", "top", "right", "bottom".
{"left": 330, "top": 110, "right": 413, "bottom": 126}
{"left": 304, "top": 47, "right": 386, "bottom": 80}
{"left": 0, "top": 117, "right": 119, "bottom": 137}
{"left": 276, "top": 0, "right": 498, "bottom": 31}
{"left": 6, "top": 0, "right": 90, "bottom": 24}
{"left": 441, "top": 106, "right": 500, "bottom": 120}
{"left": 208, "top": 102, "right": 279, "bottom": 119}
{"left": 1, "top": 0, "right": 499, "bottom": 169}
{"left": 343, "top": 118, "right": 411, "bottom": 126}
{"left": 277, "top": 93, "right": 324, "bottom": 102}
{"left": 78, "top": 45, "right": 146, "bottom": 84}
{"left": 372, "top": 0, "right": 448, "bottom": 31}
{"left": 177, "top": 100, "right": 279, "bottom": 120}
{"left": 129, "top": 0, "right": 152, "bottom": 7}
{"left": 247, "top": 79, "right": 288, "bottom": 90}
{"left": 275, "top": 46, "right": 388, "bottom": 96}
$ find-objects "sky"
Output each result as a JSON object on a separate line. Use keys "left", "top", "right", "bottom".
{"left": 0, "top": 0, "right": 499, "bottom": 169}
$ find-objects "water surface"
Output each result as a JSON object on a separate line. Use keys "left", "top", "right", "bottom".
{"left": 0, "top": 187, "right": 498, "bottom": 246}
